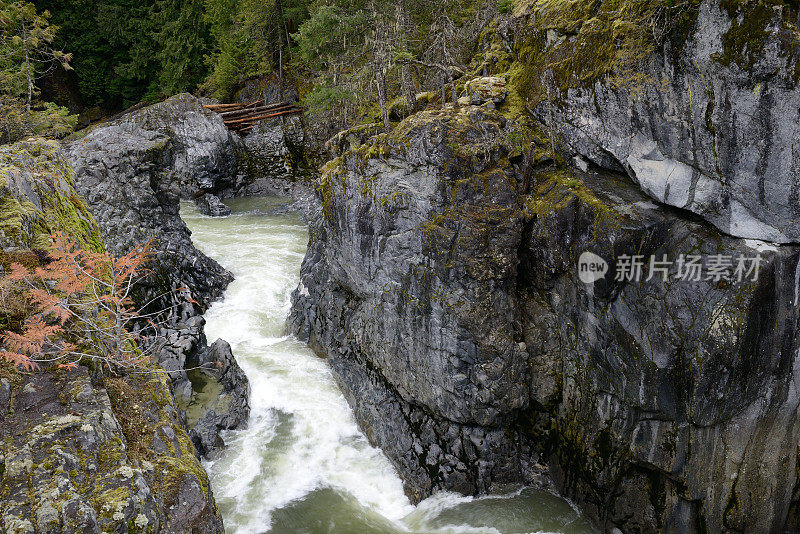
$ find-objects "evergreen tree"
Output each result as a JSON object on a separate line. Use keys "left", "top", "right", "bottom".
{"left": 36, "top": 0, "right": 213, "bottom": 108}
{"left": 0, "top": 1, "right": 76, "bottom": 143}
{"left": 0, "top": 1, "right": 71, "bottom": 111}
{"left": 203, "top": 0, "right": 310, "bottom": 100}
{"left": 153, "top": 0, "right": 210, "bottom": 95}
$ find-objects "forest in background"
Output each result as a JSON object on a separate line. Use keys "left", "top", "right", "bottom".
{"left": 6, "top": 0, "right": 780, "bottom": 144}
{"left": 0, "top": 0, "right": 504, "bottom": 143}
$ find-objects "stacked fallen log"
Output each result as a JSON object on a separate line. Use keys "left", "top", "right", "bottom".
{"left": 202, "top": 100, "right": 303, "bottom": 134}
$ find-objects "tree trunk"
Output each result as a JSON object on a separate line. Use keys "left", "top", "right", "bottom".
{"left": 23, "top": 26, "right": 32, "bottom": 113}
{"left": 371, "top": 1, "right": 391, "bottom": 131}
{"left": 375, "top": 66, "right": 390, "bottom": 130}
{"left": 396, "top": 0, "right": 416, "bottom": 116}
{"left": 275, "top": 0, "right": 285, "bottom": 101}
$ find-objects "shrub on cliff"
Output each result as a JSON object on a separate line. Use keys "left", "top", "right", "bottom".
{"left": 0, "top": 96, "right": 77, "bottom": 144}
{"left": 0, "top": 232, "right": 182, "bottom": 371}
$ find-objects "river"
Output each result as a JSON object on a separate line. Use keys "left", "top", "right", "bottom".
{"left": 181, "top": 196, "right": 594, "bottom": 534}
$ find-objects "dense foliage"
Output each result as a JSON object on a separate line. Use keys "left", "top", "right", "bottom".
{"left": 21, "top": 0, "right": 495, "bottom": 123}
{"left": 0, "top": 232, "right": 163, "bottom": 371}
{"left": 0, "top": 1, "right": 77, "bottom": 143}
{"left": 35, "top": 0, "right": 210, "bottom": 108}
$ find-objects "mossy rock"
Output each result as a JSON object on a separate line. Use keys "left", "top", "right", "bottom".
{"left": 0, "top": 138, "right": 104, "bottom": 252}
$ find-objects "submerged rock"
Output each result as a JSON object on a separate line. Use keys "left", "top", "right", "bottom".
{"left": 289, "top": 104, "right": 800, "bottom": 532}
{"left": 195, "top": 193, "right": 232, "bottom": 217}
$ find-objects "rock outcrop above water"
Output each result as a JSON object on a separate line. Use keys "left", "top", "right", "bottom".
{"left": 62, "top": 95, "right": 250, "bottom": 460}
{"left": 195, "top": 193, "right": 232, "bottom": 217}
{"left": 289, "top": 99, "right": 800, "bottom": 532}
{"left": 63, "top": 94, "right": 235, "bottom": 308}
{"left": 234, "top": 115, "right": 313, "bottom": 200}
{"left": 0, "top": 139, "right": 224, "bottom": 532}
{"left": 185, "top": 338, "right": 250, "bottom": 458}
{"left": 291, "top": 108, "right": 535, "bottom": 499}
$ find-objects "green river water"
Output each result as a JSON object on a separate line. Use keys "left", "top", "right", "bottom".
{"left": 181, "top": 196, "right": 595, "bottom": 534}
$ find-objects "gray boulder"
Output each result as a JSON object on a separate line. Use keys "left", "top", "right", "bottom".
{"left": 63, "top": 93, "right": 234, "bottom": 311}
{"left": 186, "top": 339, "right": 250, "bottom": 458}
{"left": 194, "top": 193, "right": 232, "bottom": 217}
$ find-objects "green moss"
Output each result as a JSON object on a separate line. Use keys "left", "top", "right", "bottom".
{"left": 507, "top": 0, "right": 705, "bottom": 109}
{"left": 523, "top": 168, "right": 621, "bottom": 237}
{"left": 715, "top": 0, "right": 800, "bottom": 78}
{"left": 0, "top": 138, "right": 104, "bottom": 252}
{"left": 318, "top": 156, "right": 345, "bottom": 221}
{"left": 471, "top": 21, "right": 516, "bottom": 76}
{"left": 716, "top": 0, "right": 775, "bottom": 70}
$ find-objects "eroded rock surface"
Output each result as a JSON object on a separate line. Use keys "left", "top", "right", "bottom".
{"left": 522, "top": 0, "right": 800, "bottom": 243}
{"left": 0, "top": 367, "right": 224, "bottom": 533}
{"left": 185, "top": 339, "right": 250, "bottom": 457}
{"left": 194, "top": 193, "right": 232, "bottom": 217}
{"left": 63, "top": 95, "right": 250, "bottom": 458}
{"left": 290, "top": 105, "right": 800, "bottom": 532}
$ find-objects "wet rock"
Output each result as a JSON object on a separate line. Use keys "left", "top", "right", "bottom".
{"left": 195, "top": 193, "right": 232, "bottom": 217}
{"left": 187, "top": 339, "right": 250, "bottom": 458}
{"left": 290, "top": 105, "right": 800, "bottom": 532}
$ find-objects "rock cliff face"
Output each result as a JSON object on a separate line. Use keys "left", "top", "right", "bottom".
{"left": 235, "top": 115, "right": 313, "bottom": 199}
{"left": 63, "top": 94, "right": 250, "bottom": 459}
{"left": 63, "top": 94, "right": 235, "bottom": 308}
{"left": 290, "top": 96, "right": 800, "bottom": 531}
{"left": 516, "top": 0, "right": 800, "bottom": 243}
{"left": 292, "top": 108, "right": 541, "bottom": 500}
{"left": 0, "top": 139, "right": 224, "bottom": 532}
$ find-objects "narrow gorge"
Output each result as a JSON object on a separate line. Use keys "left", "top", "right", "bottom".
{"left": 1, "top": 0, "right": 799, "bottom": 532}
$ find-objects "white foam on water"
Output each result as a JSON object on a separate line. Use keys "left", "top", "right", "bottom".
{"left": 182, "top": 199, "right": 594, "bottom": 534}
{"left": 182, "top": 202, "right": 414, "bottom": 532}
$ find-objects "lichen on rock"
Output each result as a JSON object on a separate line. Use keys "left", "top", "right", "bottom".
{"left": 290, "top": 86, "right": 800, "bottom": 532}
